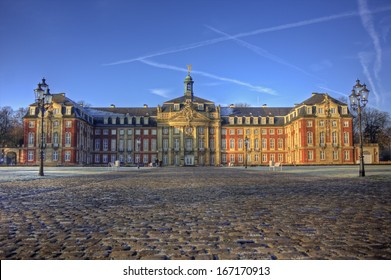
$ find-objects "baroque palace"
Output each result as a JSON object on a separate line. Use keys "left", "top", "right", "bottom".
{"left": 22, "top": 73, "right": 359, "bottom": 167}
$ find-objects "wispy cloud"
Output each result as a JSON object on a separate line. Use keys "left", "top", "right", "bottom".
{"left": 104, "top": 5, "right": 391, "bottom": 66}
{"left": 149, "top": 88, "right": 171, "bottom": 98}
{"left": 358, "top": 0, "right": 382, "bottom": 80}
{"left": 358, "top": 52, "right": 380, "bottom": 105}
{"left": 310, "top": 59, "right": 333, "bottom": 72}
{"left": 205, "top": 25, "right": 320, "bottom": 79}
{"left": 139, "top": 60, "right": 277, "bottom": 95}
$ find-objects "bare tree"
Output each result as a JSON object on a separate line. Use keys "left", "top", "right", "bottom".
{"left": 0, "top": 106, "right": 27, "bottom": 146}
{"left": 234, "top": 103, "right": 251, "bottom": 107}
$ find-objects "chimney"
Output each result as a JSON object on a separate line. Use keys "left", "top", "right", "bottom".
{"left": 110, "top": 104, "right": 116, "bottom": 108}
{"left": 262, "top": 104, "right": 267, "bottom": 107}
{"left": 229, "top": 104, "right": 235, "bottom": 108}
{"left": 144, "top": 104, "right": 148, "bottom": 108}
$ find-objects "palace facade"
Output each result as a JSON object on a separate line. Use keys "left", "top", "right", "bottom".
{"left": 22, "top": 74, "right": 357, "bottom": 166}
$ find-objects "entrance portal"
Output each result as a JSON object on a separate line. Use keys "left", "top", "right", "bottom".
{"left": 185, "top": 155, "right": 194, "bottom": 166}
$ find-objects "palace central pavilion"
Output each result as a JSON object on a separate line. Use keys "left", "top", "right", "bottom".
{"left": 22, "top": 73, "right": 355, "bottom": 166}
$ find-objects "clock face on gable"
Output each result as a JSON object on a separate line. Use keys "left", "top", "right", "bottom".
{"left": 185, "top": 126, "right": 193, "bottom": 135}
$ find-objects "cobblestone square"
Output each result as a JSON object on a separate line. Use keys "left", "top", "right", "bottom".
{"left": 0, "top": 166, "right": 390, "bottom": 259}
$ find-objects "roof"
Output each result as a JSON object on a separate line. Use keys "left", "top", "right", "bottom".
{"left": 89, "top": 107, "right": 157, "bottom": 117}
{"left": 220, "top": 106, "right": 292, "bottom": 117}
{"left": 300, "top": 93, "right": 347, "bottom": 106}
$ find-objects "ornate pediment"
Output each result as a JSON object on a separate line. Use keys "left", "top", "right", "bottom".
{"left": 169, "top": 102, "right": 211, "bottom": 124}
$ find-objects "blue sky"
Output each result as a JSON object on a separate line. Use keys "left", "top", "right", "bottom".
{"left": 1, "top": 0, "right": 391, "bottom": 113}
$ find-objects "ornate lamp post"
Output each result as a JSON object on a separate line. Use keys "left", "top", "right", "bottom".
{"left": 244, "top": 136, "right": 249, "bottom": 169}
{"left": 349, "top": 79, "right": 369, "bottom": 177}
{"left": 34, "top": 78, "right": 53, "bottom": 176}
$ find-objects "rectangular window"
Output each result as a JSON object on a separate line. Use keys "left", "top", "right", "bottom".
{"left": 238, "top": 154, "right": 243, "bottom": 163}
{"left": 103, "top": 129, "right": 109, "bottom": 135}
{"left": 344, "top": 121, "right": 349, "bottom": 127}
{"left": 262, "top": 129, "right": 266, "bottom": 135}
{"left": 28, "top": 151, "right": 34, "bottom": 161}
{"left": 103, "top": 154, "right": 108, "bottom": 163}
{"left": 278, "top": 153, "right": 283, "bottom": 162}
{"left": 66, "top": 121, "right": 72, "bottom": 128}
{"left": 163, "top": 139, "right": 169, "bottom": 150}
{"left": 143, "top": 139, "right": 149, "bottom": 151}
{"left": 127, "top": 139, "right": 133, "bottom": 152}
{"left": 237, "top": 118, "right": 242, "bottom": 125}
{"left": 95, "top": 129, "right": 101, "bottom": 135}
{"left": 152, "top": 129, "right": 157, "bottom": 135}
{"left": 221, "top": 129, "right": 226, "bottom": 135}
{"left": 332, "top": 121, "right": 337, "bottom": 127}
{"left": 344, "top": 132, "right": 349, "bottom": 145}
{"left": 65, "top": 151, "right": 71, "bottom": 161}
{"left": 119, "top": 139, "right": 124, "bottom": 151}
{"left": 29, "top": 121, "right": 35, "bottom": 128}
{"left": 278, "top": 138, "right": 283, "bottom": 149}
{"left": 135, "top": 129, "right": 141, "bottom": 135}
{"left": 111, "top": 129, "right": 116, "bottom": 135}
{"left": 229, "top": 129, "right": 235, "bottom": 135}
{"left": 95, "top": 154, "right": 100, "bottom": 163}
{"left": 111, "top": 154, "right": 116, "bottom": 163}
{"left": 210, "top": 138, "right": 215, "bottom": 150}
{"left": 344, "top": 150, "right": 350, "bottom": 160}
{"left": 319, "top": 120, "right": 324, "bottom": 127}
{"left": 103, "top": 139, "right": 108, "bottom": 151}
{"left": 151, "top": 139, "right": 157, "bottom": 151}
{"left": 95, "top": 139, "right": 101, "bottom": 151}
{"left": 308, "top": 150, "right": 313, "bottom": 161}
{"left": 270, "top": 139, "right": 275, "bottom": 149}
{"left": 306, "top": 120, "right": 313, "bottom": 127}
{"left": 320, "top": 150, "right": 325, "bottom": 160}
{"left": 120, "top": 129, "right": 124, "bottom": 135}
{"left": 330, "top": 108, "right": 336, "bottom": 114}
{"left": 111, "top": 139, "right": 116, "bottom": 151}
{"left": 230, "top": 154, "right": 235, "bottom": 163}
{"left": 318, "top": 107, "right": 324, "bottom": 114}
{"left": 174, "top": 138, "right": 180, "bottom": 150}
{"left": 222, "top": 154, "right": 227, "bottom": 163}
{"left": 333, "top": 151, "right": 339, "bottom": 160}
{"left": 269, "top": 129, "right": 275, "bottom": 135}
{"left": 307, "top": 107, "right": 312, "bottom": 114}
{"left": 262, "top": 154, "right": 267, "bottom": 162}
{"left": 30, "top": 108, "right": 35, "bottom": 115}
{"left": 221, "top": 139, "right": 227, "bottom": 149}
{"left": 143, "top": 155, "right": 149, "bottom": 164}
{"left": 143, "top": 129, "right": 149, "bottom": 135}
{"left": 237, "top": 129, "right": 243, "bottom": 135}
{"left": 262, "top": 139, "right": 267, "bottom": 149}
{"left": 229, "top": 117, "right": 235, "bottom": 125}
{"left": 186, "top": 139, "right": 193, "bottom": 151}
{"left": 127, "top": 129, "right": 133, "bottom": 135}
{"left": 174, "top": 104, "right": 180, "bottom": 111}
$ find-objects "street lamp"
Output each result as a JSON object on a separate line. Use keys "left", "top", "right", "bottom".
{"left": 349, "top": 79, "right": 369, "bottom": 177}
{"left": 244, "top": 136, "right": 249, "bottom": 169}
{"left": 34, "top": 78, "right": 53, "bottom": 176}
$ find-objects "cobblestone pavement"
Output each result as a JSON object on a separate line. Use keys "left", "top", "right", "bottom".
{"left": 0, "top": 167, "right": 390, "bottom": 260}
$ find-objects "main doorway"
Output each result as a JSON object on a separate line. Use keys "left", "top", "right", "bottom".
{"left": 185, "top": 155, "right": 194, "bottom": 166}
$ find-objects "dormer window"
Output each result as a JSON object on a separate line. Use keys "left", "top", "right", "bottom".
{"left": 269, "top": 117, "right": 274, "bottom": 125}
{"left": 66, "top": 107, "right": 72, "bottom": 115}
{"left": 229, "top": 117, "right": 235, "bottom": 125}
{"left": 174, "top": 104, "right": 180, "bottom": 111}
{"left": 261, "top": 117, "right": 266, "bottom": 124}
{"left": 30, "top": 107, "right": 35, "bottom": 115}
{"left": 237, "top": 117, "right": 242, "bottom": 124}
{"left": 198, "top": 104, "right": 204, "bottom": 111}
{"left": 307, "top": 107, "right": 312, "bottom": 114}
